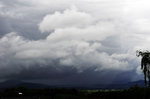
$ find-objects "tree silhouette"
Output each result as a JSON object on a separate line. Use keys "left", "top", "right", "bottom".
{"left": 136, "top": 50, "right": 150, "bottom": 87}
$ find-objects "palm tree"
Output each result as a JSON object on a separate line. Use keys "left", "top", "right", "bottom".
{"left": 136, "top": 50, "right": 150, "bottom": 87}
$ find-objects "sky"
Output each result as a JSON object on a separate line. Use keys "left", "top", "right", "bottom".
{"left": 0, "top": 0, "right": 149, "bottom": 85}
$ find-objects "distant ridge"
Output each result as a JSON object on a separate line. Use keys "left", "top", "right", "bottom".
{"left": 0, "top": 79, "right": 146, "bottom": 90}
{"left": 104, "top": 80, "right": 145, "bottom": 89}
{"left": 0, "top": 79, "right": 51, "bottom": 90}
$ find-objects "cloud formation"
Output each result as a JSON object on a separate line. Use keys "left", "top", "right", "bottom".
{"left": 0, "top": 0, "right": 150, "bottom": 84}
{"left": 39, "top": 7, "right": 94, "bottom": 33}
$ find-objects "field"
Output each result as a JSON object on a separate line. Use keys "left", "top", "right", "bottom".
{"left": 0, "top": 85, "right": 149, "bottom": 99}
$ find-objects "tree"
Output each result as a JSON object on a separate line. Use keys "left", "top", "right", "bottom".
{"left": 136, "top": 50, "right": 150, "bottom": 87}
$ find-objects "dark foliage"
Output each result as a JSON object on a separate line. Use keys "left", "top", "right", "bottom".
{"left": 0, "top": 85, "right": 150, "bottom": 99}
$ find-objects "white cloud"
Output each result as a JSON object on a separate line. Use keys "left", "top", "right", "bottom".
{"left": 39, "top": 7, "right": 94, "bottom": 32}
{"left": 0, "top": 1, "right": 4, "bottom": 8}
{"left": 0, "top": 32, "right": 132, "bottom": 74}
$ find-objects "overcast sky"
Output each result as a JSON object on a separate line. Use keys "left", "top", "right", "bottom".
{"left": 0, "top": 0, "right": 149, "bottom": 85}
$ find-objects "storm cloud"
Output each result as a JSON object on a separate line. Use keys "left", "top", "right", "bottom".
{"left": 0, "top": 0, "right": 149, "bottom": 84}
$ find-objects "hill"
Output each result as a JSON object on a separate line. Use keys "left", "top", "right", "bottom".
{"left": 0, "top": 79, "right": 146, "bottom": 90}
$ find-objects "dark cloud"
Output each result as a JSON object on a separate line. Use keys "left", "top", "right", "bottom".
{"left": 1, "top": 64, "right": 135, "bottom": 85}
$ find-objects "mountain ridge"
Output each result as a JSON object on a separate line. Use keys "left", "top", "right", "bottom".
{"left": 0, "top": 79, "right": 146, "bottom": 90}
